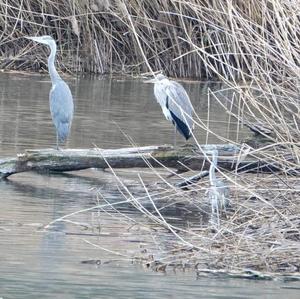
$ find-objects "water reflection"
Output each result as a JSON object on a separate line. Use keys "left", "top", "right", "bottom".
{"left": 0, "top": 73, "right": 299, "bottom": 298}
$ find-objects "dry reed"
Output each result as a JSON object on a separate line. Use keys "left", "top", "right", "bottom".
{"left": 0, "top": 1, "right": 298, "bottom": 79}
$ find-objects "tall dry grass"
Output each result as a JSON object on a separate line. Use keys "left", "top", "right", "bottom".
{"left": 0, "top": 1, "right": 298, "bottom": 79}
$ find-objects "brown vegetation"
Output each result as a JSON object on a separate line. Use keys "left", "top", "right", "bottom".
{"left": 0, "top": 1, "right": 299, "bottom": 79}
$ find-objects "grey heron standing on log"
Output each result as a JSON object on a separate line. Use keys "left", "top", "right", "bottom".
{"left": 147, "top": 74, "right": 194, "bottom": 144}
{"left": 25, "top": 35, "right": 74, "bottom": 150}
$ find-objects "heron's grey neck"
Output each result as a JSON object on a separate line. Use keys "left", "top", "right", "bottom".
{"left": 48, "top": 42, "right": 61, "bottom": 83}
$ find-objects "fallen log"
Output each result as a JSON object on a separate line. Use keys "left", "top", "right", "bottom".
{"left": 0, "top": 144, "right": 298, "bottom": 179}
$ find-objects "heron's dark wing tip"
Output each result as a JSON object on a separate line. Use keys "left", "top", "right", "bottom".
{"left": 170, "top": 110, "right": 192, "bottom": 140}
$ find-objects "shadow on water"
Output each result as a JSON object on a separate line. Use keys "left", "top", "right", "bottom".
{"left": 0, "top": 73, "right": 299, "bottom": 298}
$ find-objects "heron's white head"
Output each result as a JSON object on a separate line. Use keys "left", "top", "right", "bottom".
{"left": 25, "top": 35, "right": 56, "bottom": 47}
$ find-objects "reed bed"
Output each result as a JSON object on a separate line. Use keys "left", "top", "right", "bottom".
{"left": 0, "top": 1, "right": 299, "bottom": 79}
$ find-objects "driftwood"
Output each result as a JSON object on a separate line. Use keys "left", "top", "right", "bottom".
{"left": 0, "top": 144, "right": 298, "bottom": 179}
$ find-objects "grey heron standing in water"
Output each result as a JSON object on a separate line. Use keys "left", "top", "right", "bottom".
{"left": 25, "top": 35, "right": 74, "bottom": 150}
{"left": 207, "top": 149, "right": 229, "bottom": 226}
{"left": 147, "top": 74, "right": 194, "bottom": 143}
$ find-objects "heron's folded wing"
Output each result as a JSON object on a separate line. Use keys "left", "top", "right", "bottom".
{"left": 165, "top": 81, "right": 194, "bottom": 129}
{"left": 49, "top": 80, "right": 74, "bottom": 124}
